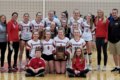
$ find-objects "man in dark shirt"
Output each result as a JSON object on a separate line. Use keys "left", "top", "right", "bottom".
{"left": 108, "top": 8, "right": 120, "bottom": 74}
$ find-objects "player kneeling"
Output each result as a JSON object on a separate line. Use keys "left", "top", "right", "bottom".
{"left": 25, "top": 48, "right": 45, "bottom": 77}
{"left": 67, "top": 47, "right": 89, "bottom": 78}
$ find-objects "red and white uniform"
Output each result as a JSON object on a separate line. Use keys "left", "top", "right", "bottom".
{"left": 70, "top": 26, "right": 82, "bottom": 39}
{"left": 41, "top": 39, "right": 54, "bottom": 55}
{"left": 53, "top": 36, "right": 70, "bottom": 55}
{"left": 72, "top": 57, "right": 85, "bottom": 71}
{"left": 68, "top": 17, "right": 83, "bottom": 29}
{"left": 30, "top": 20, "right": 44, "bottom": 31}
{"left": 28, "top": 57, "right": 45, "bottom": 69}
{"left": 82, "top": 21, "right": 95, "bottom": 41}
{"left": 44, "top": 17, "right": 61, "bottom": 27}
{"left": 26, "top": 39, "right": 41, "bottom": 57}
{"left": 19, "top": 21, "right": 31, "bottom": 40}
{"left": 70, "top": 38, "right": 86, "bottom": 59}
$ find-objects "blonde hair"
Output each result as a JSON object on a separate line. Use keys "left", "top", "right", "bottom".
{"left": 73, "top": 29, "right": 80, "bottom": 34}
{"left": 73, "top": 47, "right": 84, "bottom": 64}
{"left": 72, "top": 21, "right": 79, "bottom": 27}
{"left": 58, "top": 27, "right": 65, "bottom": 33}
{"left": 96, "top": 9, "right": 106, "bottom": 24}
{"left": 73, "top": 9, "right": 80, "bottom": 14}
{"left": 41, "top": 30, "right": 51, "bottom": 42}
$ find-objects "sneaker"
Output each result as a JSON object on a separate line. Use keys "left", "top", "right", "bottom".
{"left": 8, "top": 66, "right": 14, "bottom": 73}
{"left": 68, "top": 73, "right": 76, "bottom": 77}
{"left": 89, "top": 64, "right": 92, "bottom": 70}
{"left": 20, "top": 64, "right": 24, "bottom": 69}
{"left": 119, "top": 69, "right": 120, "bottom": 74}
{"left": 0, "top": 67, "right": 6, "bottom": 72}
{"left": 102, "top": 66, "right": 106, "bottom": 71}
{"left": 94, "top": 66, "right": 100, "bottom": 70}
{"left": 13, "top": 65, "right": 18, "bottom": 70}
{"left": 25, "top": 73, "right": 32, "bottom": 77}
{"left": 111, "top": 67, "right": 119, "bottom": 72}
{"left": 35, "top": 71, "right": 45, "bottom": 77}
{"left": 85, "top": 64, "right": 88, "bottom": 70}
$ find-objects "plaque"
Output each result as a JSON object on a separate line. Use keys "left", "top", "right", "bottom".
{"left": 56, "top": 46, "right": 65, "bottom": 59}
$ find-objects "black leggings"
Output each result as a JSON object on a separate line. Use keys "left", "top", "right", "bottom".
{"left": 7, "top": 41, "right": 19, "bottom": 67}
{"left": 0, "top": 42, "right": 7, "bottom": 67}
{"left": 67, "top": 68, "right": 89, "bottom": 75}
{"left": 96, "top": 37, "right": 108, "bottom": 66}
{"left": 26, "top": 69, "right": 45, "bottom": 76}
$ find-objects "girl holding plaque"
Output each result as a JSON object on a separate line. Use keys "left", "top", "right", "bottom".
{"left": 53, "top": 27, "right": 70, "bottom": 74}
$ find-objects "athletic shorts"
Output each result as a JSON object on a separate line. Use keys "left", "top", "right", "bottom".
{"left": 42, "top": 54, "right": 54, "bottom": 61}
{"left": 109, "top": 41, "right": 120, "bottom": 55}
{"left": 20, "top": 38, "right": 30, "bottom": 43}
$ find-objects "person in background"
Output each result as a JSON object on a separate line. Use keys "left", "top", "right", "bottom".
{"left": 80, "top": 14, "right": 83, "bottom": 18}
{"left": 0, "top": 15, "right": 7, "bottom": 72}
{"left": 54, "top": 11, "right": 57, "bottom": 18}
{"left": 25, "top": 48, "right": 45, "bottom": 77}
{"left": 7, "top": 12, "right": 19, "bottom": 72}
{"left": 67, "top": 47, "right": 89, "bottom": 77}
{"left": 108, "top": 9, "right": 120, "bottom": 74}
{"left": 108, "top": 13, "right": 113, "bottom": 21}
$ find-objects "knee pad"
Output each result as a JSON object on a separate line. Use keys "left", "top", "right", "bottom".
{"left": 19, "top": 51, "right": 23, "bottom": 55}
{"left": 88, "top": 53, "right": 92, "bottom": 60}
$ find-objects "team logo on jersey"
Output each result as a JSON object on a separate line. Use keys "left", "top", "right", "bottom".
{"left": 13, "top": 24, "right": 15, "bottom": 28}
{"left": 115, "top": 23, "right": 118, "bottom": 25}
{"left": 39, "top": 62, "right": 42, "bottom": 64}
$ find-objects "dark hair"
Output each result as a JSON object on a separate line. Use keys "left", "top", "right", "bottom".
{"left": 36, "top": 12, "right": 42, "bottom": 17}
{"left": 35, "top": 48, "right": 42, "bottom": 53}
{"left": 12, "top": 12, "right": 18, "bottom": 17}
{"left": 61, "top": 10, "right": 68, "bottom": 20}
{"left": 0, "top": 15, "right": 7, "bottom": 25}
{"left": 112, "top": 8, "right": 118, "bottom": 13}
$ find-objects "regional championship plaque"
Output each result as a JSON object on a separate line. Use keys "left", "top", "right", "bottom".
{"left": 56, "top": 46, "right": 65, "bottom": 59}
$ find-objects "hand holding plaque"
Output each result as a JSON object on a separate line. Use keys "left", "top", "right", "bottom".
{"left": 56, "top": 46, "right": 65, "bottom": 59}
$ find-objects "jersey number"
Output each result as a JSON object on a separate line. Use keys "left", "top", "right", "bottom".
{"left": 36, "top": 46, "right": 40, "bottom": 49}
{"left": 47, "top": 46, "right": 49, "bottom": 50}
{"left": 86, "top": 29, "right": 88, "bottom": 32}
{"left": 26, "top": 28, "right": 29, "bottom": 32}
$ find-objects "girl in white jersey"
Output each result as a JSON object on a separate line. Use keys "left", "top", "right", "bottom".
{"left": 41, "top": 30, "right": 54, "bottom": 73}
{"left": 70, "top": 29, "right": 86, "bottom": 60}
{"left": 44, "top": 10, "right": 61, "bottom": 28}
{"left": 30, "top": 12, "right": 44, "bottom": 32}
{"left": 82, "top": 14, "right": 95, "bottom": 70}
{"left": 26, "top": 31, "right": 41, "bottom": 60}
{"left": 68, "top": 9, "right": 83, "bottom": 30}
{"left": 18, "top": 13, "right": 31, "bottom": 71}
{"left": 70, "top": 21, "right": 82, "bottom": 39}
{"left": 45, "top": 22, "right": 58, "bottom": 39}
{"left": 53, "top": 27, "right": 70, "bottom": 74}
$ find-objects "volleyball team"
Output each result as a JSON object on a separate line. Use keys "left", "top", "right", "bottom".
{"left": 0, "top": 8, "right": 120, "bottom": 77}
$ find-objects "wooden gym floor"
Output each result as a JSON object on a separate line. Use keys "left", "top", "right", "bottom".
{"left": 0, "top": 46, "right": 120, "bottom": 80}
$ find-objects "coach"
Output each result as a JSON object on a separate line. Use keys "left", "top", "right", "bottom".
{"left": 108, "top": 8, "right": 120, "bottom": 73}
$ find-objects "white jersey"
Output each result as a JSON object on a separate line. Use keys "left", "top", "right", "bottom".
{"left": 18, "top": 21, "right": 31, "bottom": 40}
{"left": 44, "top": 17, "right": 61, "bottom": 27}
{"left": 30, "top": 20, "right": 44, "bottom": 31}
{"left": 53, "top": 36, "right": 70, "bottom": 55}
{"left": 26, "top": 39, "right": 41, "bottom": 57}
{"left": 70, "top": 38, "right": 86, "bottom": 59}
{"left": 41, "top": 39, "right": 54, "bottom": 55}
{"left": 68, "top": 17, "right": 83, "bottom": 29}
{"left": 70, "top": 26, "right": 82, "bottom": 39}
{"left": 82, "top": 21, "right": 95, "bottom": 41}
